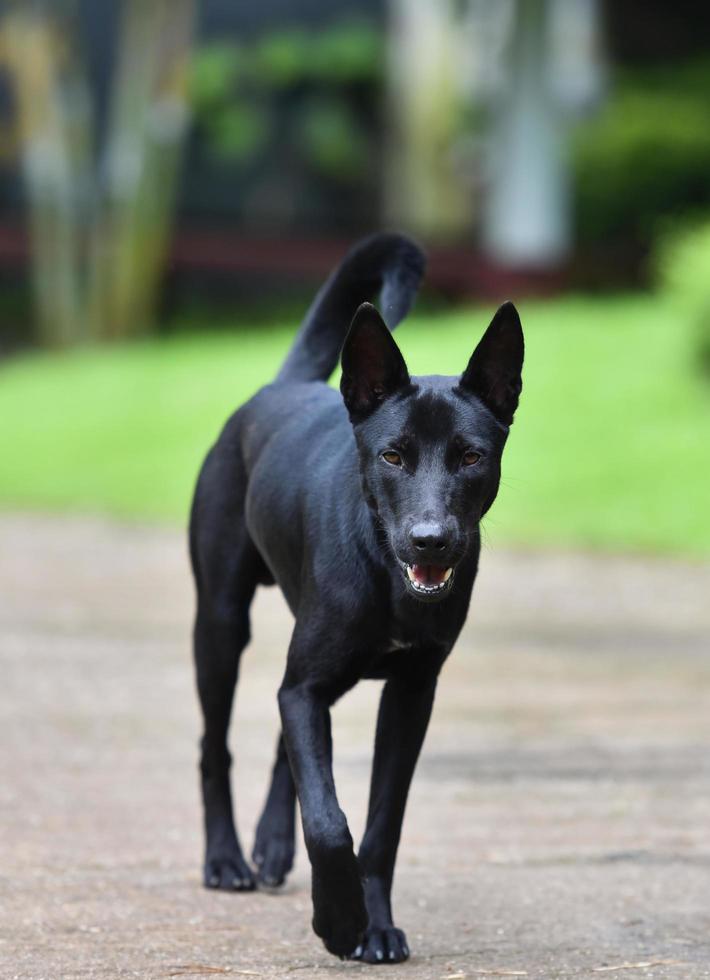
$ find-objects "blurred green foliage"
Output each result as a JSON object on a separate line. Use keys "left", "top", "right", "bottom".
{"left": 297, "top": 95, "right": 368, "bottom": 179}
{"left": 189, "top": 20, "right": 382, "bottom": 179}
{"left": 1, "top": 294, "right": 708, "bottom": 556}
{"left": 573, "top": 59, "right": 710, "bottom": 246}
{"left": 656, "top": 219, "right": 710, "bottom": 374}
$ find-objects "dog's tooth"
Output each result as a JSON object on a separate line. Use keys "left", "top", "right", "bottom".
{"left": 443, "top": 568, "right": 453, "bottom": 582}
{"left": 406, "top": 565, "right": 416, "bottom": 583}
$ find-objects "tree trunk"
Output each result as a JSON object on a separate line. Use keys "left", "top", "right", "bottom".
{"left": 2, "top": 8, "right": 86, "bottom": 345}
{"left": 384, "top": 0, "right": 468, "bottom": 241}
{"left": 88, "top": 0, "right": 194, "bottom": 340}
{"left": 2, "top": 0, "right": 194, "bottom": 346}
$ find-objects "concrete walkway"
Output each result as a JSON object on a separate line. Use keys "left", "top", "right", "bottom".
{"left": 1, "top": 514, "right": 709, "bottom": 979}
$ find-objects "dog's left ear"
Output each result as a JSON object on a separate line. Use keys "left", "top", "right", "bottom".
{"left": 341, "top": 302, "right": 410, "bottom": 422}
{"left": 459, "top": 301, "right": 524, "bottom": 426}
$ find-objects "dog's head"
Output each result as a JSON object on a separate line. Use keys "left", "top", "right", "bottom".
{"left": 340, "top": 301, "right": 524, "bottom": 602}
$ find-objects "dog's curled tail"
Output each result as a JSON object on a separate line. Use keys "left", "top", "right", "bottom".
{"left": 275, "top": 232, "right": 426, "bottom": 384}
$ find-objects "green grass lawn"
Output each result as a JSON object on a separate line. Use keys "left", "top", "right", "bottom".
{"left": 1, "top": 293, "right": 708, "bottom": 556}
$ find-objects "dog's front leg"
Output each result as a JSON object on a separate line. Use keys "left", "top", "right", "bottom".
{"left": 355, "top": 672, "right": 438, "bottom": 963}
{"left": 278, "top": 677, "right": 367, "bottom": 959}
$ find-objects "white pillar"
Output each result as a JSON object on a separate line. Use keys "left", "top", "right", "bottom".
{"left": 482, "top": 0, "right": 570, "bottom": 267}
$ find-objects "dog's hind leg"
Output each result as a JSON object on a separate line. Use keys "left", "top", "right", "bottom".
{"left": 194, "top": 591, "right": 255, "bottom": 890}
{"left": 252, "top": 733, "right": 296, "bottom": 886}
{"left": 191, "top": 447, "right": 266, "bottom": 892}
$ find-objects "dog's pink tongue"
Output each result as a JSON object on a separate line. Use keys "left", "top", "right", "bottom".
{"left": 411, "top": 564, "right": 447, "bottom": 586}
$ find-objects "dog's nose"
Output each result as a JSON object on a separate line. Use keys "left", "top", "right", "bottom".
{"left": 409, "top": 522, "right": 450, "bottom": 559}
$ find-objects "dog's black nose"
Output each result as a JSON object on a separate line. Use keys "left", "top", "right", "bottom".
{"left": 410, "top": 522, "right": 449, "bottom": 559}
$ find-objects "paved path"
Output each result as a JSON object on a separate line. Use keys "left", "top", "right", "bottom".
{"left": 1, "top": 514, "right": 709, "bottom": 980}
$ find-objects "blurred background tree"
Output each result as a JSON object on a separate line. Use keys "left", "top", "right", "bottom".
{"left": 1, "top": 0, "right": 710, "bottom": 353}
{"left": 0, "top": 0, "right": 707, "bottom": 554}
{"left": 189, "top": 18, "right": 382, "bottom": 232}
{"left": 0, "top": 0, "right": 194, "bottom": 345}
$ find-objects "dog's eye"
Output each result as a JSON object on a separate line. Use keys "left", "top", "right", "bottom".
{"left": 381, "top": 450, "right": 403, "bottom": 467}
{"left": 462, "top": 449, "right": 481, "bottom": 467}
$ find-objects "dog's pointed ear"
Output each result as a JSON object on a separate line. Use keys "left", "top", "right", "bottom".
{"left": 340, "top": 303, "right": 410, "bottom": 422}
{"left": 459, "top": 301, "right": 524, "bottom": 426}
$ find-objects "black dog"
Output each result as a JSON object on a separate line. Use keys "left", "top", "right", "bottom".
{"left": 189, "top": 233, "right": 524, "bottom": 963}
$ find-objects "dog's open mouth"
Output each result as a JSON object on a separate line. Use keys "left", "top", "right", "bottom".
{"left": 404, "top": 563, "right": 454, "bottom": 598}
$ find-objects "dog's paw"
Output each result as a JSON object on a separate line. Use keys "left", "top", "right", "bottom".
{"left": 203, "top": 851, "right": 256, "bottom": 892}
{"left": 350, "top": 925, "right": 410, "bottom": 964}
{"left": 252, "top": 832, "right": 295, "bottom": 888}
{"left": 311, "top": 848, "right": 367, "bottom": 957}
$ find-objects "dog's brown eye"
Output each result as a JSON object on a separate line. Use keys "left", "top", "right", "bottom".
{"left": 462, "top": 450, "right": 481, "bottom": 467}
{"left": 382, "top": 450, "right": 402, "bottom": 466}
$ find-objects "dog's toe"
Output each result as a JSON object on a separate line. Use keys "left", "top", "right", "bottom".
{"left": 231, "top": 875, "right": 254, "bottom": 891}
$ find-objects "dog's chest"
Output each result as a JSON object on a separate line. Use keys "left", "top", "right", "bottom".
{"left": 386, "top": 637, "right": 414, "bottom": 655}
{"left": 362, "top": 635, "right": 416, "bottom": 679}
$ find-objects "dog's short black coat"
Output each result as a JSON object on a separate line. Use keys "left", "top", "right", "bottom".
{"left": 189, "top": 233, "right": 524, "bottom": 964}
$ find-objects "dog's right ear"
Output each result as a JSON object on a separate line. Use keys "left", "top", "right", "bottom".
{"left": 340, "top": 302, "right": 410, "bottom": 422}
